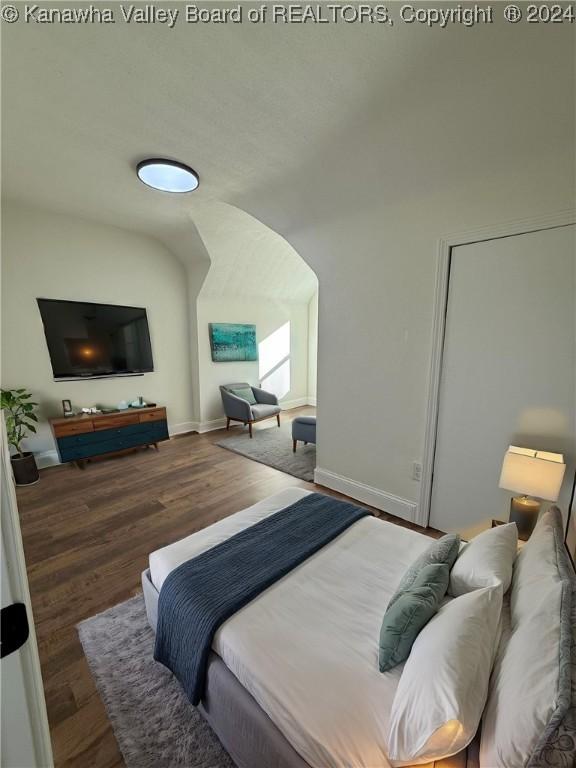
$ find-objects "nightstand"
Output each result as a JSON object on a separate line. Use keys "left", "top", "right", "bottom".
{"left": 457, "top": 518, "right": 526, "bottom": 548}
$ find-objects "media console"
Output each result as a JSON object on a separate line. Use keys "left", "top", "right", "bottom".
{"left": 49, "top": 406, "right": 169, "bottom": 468}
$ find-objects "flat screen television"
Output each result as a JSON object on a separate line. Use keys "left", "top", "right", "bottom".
{"left": 37, "top": 298, "right": 154, "bottom": 380}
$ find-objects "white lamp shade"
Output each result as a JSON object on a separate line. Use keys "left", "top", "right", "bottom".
{"left": 499, "top": 446, "right": 566, "bottom": 501}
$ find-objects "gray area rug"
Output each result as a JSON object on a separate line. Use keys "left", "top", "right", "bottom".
{"left": 216, "top": 423, "right": 316, "bottom": 482}
{"left": 78, "top": 595, "right": 235, "bottom": 768}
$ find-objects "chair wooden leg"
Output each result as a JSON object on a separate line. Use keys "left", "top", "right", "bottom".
{"left": 226, "top": 417, "right": 231, "bottom": 430}
{"left": 293, "top": 439, "right": 297, "bottom": 453}
{"left": 276, "top": 414, "right": 281, "bottom": 427}
{"left": 248, "top": 422, "right": 253, "bottom": 438}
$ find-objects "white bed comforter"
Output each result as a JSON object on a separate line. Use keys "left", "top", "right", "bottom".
{"left": 149, "top": 488, "right": 434, "bottom": 768}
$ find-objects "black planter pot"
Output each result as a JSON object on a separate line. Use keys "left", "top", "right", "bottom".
{"left": 11, "top": 452, "right": 39, "bottom": 486}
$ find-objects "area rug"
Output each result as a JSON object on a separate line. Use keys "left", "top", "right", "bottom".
{"left": 216, "top": 423, "right": 316, "bottom": 482}
{"left": 77, "top": 595, "right": 235, "bottom": 768}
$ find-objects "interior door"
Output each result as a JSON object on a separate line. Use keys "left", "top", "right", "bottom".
{"left": 430, "top": 225, "right": 576, "bottom": 533}
{"left": 1, "top": 420, "right": 53, "bottom": 768}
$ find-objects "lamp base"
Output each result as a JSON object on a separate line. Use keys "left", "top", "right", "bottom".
{"left": 509, "top": 496, "right": 541, "bottom": 541}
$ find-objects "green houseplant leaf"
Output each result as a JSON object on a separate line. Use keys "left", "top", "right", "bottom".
{"left": 0, "top": 388, "right": 39, "bottom": 456}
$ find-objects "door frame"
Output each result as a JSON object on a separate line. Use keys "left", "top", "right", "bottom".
{"left": 416, "top": 209, "right": 576, "bottom": 528}
{"left": 1, "top": 417, "right": 54, "bottom": 767}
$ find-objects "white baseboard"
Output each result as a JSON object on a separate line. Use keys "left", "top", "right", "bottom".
{"left": 307, "top": 396, "right": 317, "bottom": 406}
{"left": 313, "top": 467, "right": 418, "bottom": 523}
{"left": 197, "top": 418, "right": 227, "bottom": 433}
{"left": 35, "top": 450, "right": 60, "bottom": 469}
{"left": 188, "top": 400, "right": 315, "bottom": 434}
{"left": 169, "top": 418, "right": 227, "bottom": 435}
{"left": 190, "top": 400, "right": 317, "bottom": 434}
{"left": 169, "top": 420, "right": 200, "bottom": 436}
{"left": 280, "top": 397, "right": 307, "bottom": 410}
{"left": 280, "top": 397, "right": 316, "bottom": 410}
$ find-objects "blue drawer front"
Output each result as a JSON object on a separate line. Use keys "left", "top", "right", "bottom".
{"left": 58, "top": 421, "right": 168, "bottom": 462}
{"left": 58, "top": 421, "right": 155, "bottom": 450}
{"left": 147, "top": 422, "right": 169, "bottom": 442}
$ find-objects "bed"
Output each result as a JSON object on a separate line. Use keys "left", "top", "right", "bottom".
{"left": 142, "top": 487, "right": 575, "bottom": 768}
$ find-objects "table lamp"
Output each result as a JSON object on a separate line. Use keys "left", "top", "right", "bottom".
{"left": 499, "top": 445, "right": 566, "bottom": 540}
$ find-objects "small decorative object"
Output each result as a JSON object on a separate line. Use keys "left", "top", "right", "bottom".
{"left": 62, "top": 399, "right": 73, "bottom": 417}
{"left": 209, "top": 323, "right": 257, "bottom": 362}
{"left": 81, "top": 407, "right": 101, "bottom": 414}
{"left": 499, "top": 445, "right": 566, "bottom": 540}
{"left": 118, "top": 400, "right": 129, "bottom": 411}
{"left": 129, "top": 397, "right": 147, "bottom": 408}
{"left": 0, "top": 388, "right": 40, "bottom": 486}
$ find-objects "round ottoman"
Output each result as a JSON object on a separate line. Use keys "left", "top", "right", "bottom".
{"left": 291, "top": 416, "right": 316, "bottom": 452}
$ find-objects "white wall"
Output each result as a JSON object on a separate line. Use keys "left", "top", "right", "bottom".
{"left": 307, "top": 291, "right": 318, "bottom": 405}
{"left": 238, "top": 22, "right": 575, "bottom": 521}
{"left": 303, "top": 194, "right": 574, "bottom": 518}
{"left": 189, "top": 203, "right": 317, "bottom": 428}
{"left": 1, "top": 13, "right": 573, "bottom": 524}
{"left": 1, "top": 204, "right": 195, "bottom": 463}
{"left": 196, "top": 296, "right": 311, "bottom": 425}
{"left": 430, "top": 227, "right": 575, "bottom": 532}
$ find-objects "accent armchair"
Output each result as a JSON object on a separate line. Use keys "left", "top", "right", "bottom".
{"left": 220, "top": 383, "right": 281, "bottom": 438}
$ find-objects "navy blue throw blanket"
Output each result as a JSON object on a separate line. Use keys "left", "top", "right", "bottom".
{"left": 154, "top": 492, "right": 370, "bottom": 704}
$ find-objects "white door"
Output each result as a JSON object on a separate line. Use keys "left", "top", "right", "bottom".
{"left": 430, "top": 225, "right": 576, "bottom": 532}
{"left": 1, "top": 421, "right": 53, "bottom": 768}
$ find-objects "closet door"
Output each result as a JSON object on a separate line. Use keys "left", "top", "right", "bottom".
{"left": 430, "top": 225, "right": 575, "bottom": 533}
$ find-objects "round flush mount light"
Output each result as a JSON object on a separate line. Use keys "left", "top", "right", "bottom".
{"left": 136, "top": 159, "right": 199, "bottom": 193}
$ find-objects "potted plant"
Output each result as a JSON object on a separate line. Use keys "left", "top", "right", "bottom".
{"left": 1, "top": 388, "right": 40, "bottom": 485}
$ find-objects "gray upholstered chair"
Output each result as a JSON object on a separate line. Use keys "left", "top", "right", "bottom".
{"left": 220, "top": 383, "right": 281, "bottom": 438}
{"left": 292, "top": 416, "right": 316, "bottom": 452}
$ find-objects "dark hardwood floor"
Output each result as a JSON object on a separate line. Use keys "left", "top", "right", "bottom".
{"left": 16, "top": 407, "right": 437, "bottom": 768}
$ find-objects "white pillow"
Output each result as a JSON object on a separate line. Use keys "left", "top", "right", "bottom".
{"left": 449, "top": 522, "right": 517, "bottom": 596}
{"left": 479, "top": 510, "right": 570, "bottom": 768}
{"left": 387, "top": 586, "right": 503, "bottom": 766}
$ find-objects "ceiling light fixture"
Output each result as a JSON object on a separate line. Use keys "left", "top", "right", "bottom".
{"left": 136, "top": 159, "right": 199, "bottom": 193}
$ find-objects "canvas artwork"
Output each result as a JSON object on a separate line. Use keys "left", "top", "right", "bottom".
{"left": 209, "top": 323, "right": 258, "bottom": 362}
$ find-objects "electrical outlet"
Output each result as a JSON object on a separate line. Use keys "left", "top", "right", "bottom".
{"left": 412, "top": 461, "right": 422, "bottom": 482}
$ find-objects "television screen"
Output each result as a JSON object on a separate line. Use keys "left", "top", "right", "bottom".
{"left": 37, "top": 299, "right": 154, "bottom": 380}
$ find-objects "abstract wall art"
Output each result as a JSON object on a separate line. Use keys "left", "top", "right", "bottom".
{"left": 209, "top": 323, "right": 258, "bottom": 362}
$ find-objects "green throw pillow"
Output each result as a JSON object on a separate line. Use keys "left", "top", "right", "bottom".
{"left": 379, "top": 563, "right": 450, "bottom": 672}
{"left": 229, "top": 387, "right": 257, "bottom": 405}
{"left": 387, "top": 533, "right": 460, "bottom": 609}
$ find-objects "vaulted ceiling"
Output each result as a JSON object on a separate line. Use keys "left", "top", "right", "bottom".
{"left": 2, "top": 13, "right": 401, "bottom": 234}
{"left": 191, "top": 202, "right": 316, "bottom": 302}
{"left": 2, "top": 8, "right": 573, "bottom": 289}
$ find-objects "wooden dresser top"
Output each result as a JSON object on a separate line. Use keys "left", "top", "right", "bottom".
{"left": 49, "top": 405, "right": 163, "bottom": 428}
